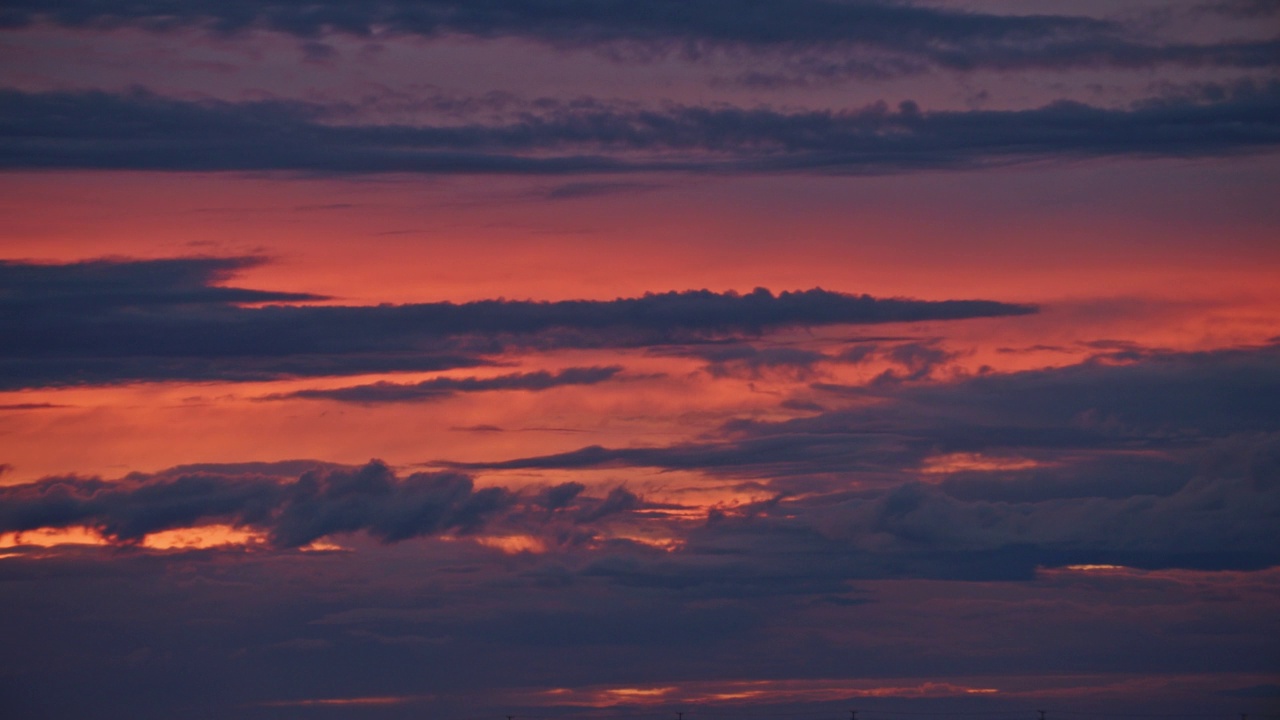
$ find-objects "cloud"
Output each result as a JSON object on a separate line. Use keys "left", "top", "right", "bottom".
{"left": 267, "top": 366, "right": 626, "bottom": 403}
{"left": 573, "top": 486, "right": 642, "bottom": 523}
{"left": 3, "top": 83, "right": 1279, "bottom": 176}
{"left": 0, "top": 0, "right": 1110, "bottom": 45}
{"left": 3, "top": 0, "right": 1274, "bottom": 76}
{"left": 0, "top": 460, "right": 663, "bottom": 552}
{"left": 1, "top": 256, "right": 1034, "bottom": 388}
{"left": 442, "top": 344, "right": 1280, "bottom": 574}
{"left": 0, "top": 461, "right": 506, "bottom": 547}
{"left": 0, "top": 255, "right": 323, "bottom": 309}
{"left": 12, "top": 441, "right": 1273, "bottom": 580}
{"left": 798, "top": 472, "right": 1280, "bottom": 573}
{"left": 461, "top": 344, "right": 1280, "bottom": 477}
{"left": 655, "top": 337, "right": 962, "bottom": 382}
{"left": 674, "top": 344, "right": 833, "bottom": 379}
{"left": 0, "top": 353, "right": 495, "bottom": 389}
{"left": 535, "top": 482, "right": 585, "bottom": 511}
{"left": 853, "top": 342, "right": 1280, "bottom": 441}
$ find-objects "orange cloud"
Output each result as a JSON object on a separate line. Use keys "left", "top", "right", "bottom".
{"left": 508, "top": 678, "right": 1000, "bottom": 707}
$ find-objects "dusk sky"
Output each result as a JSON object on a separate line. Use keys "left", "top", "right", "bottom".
{"left": 2, "top": 1, "right": 1279, "bottom": 718}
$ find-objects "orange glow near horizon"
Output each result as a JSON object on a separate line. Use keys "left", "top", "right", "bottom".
{"left": 515, "top": 678, "right": 1003, "bottom": 707}
{"left": 508, "top": 670, "right": 1280, "bottom": 708}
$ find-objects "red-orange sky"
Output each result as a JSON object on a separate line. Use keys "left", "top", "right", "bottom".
{"left": 1, "top": 2, "right": 1278, "bottom": 719}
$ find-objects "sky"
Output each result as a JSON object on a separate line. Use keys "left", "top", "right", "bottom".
{"left": 1, "top": 1, "right": 1279, "bottom": 718}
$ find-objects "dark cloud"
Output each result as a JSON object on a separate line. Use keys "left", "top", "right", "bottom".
{"left": 0, "top": 352, "right": 495, "bottom": 389}
{"left": 0, "top": 453, "right": 1275, "bottom": 719}
{"left": 266, "top": 366, "right": 625, "bottom": 403}
{"left": 2, "top": 0, "right": 1273, "bottom": 75}
{"left": 0, "top": 256, "right": 322, "bottom": 309}
{"left": 0, "top": 460, "right": 664, "bottom": 554}
{"left": 937, "top": 453, "right": 1197, "bottom": 503}
{"left": 861, "top": 343, "right": 1280, "bottom": 442}
{"left": 1, "top": 256, "right": 1034, "bottom": 389}
{"left": 921, "top": 36, "right": 1280, "bottom": 73}
{"left": 15, "top": 452, "right": 1275, "bottom": 580}
{"left": 0, "top": 461, "right": 504, "bottom": 548}
{"left": 876, "top": 340, "right": 960, "bottom": 381}
{"left": 535, "top": 481, "right": 585, "bottom": 511}
{"left": 672, "top": 343, "right": 832, "bottom": 379}
{"left": 798, "top": 343, "right": 1280, "bottom": 481}
{"left": 465, "top": 344, "right": 1280, "bottom": 478}
{"left": 596, "top": 452, "right": 1280, "bottom": 581}
{"left": 731, "top": 38, "right": 1280, "bottom": 87}
{"left": 445, "top": 436, "right": 895, "bottom": 476}
{"left": 798, "top": 473, "right": 1280, "bottom": 573}
{"left": 662, "top": 337, "right": 1004, "bottom": 382}
{"left": 270, "top": 463, "right": 509, "bottom": 547}
{"left": 0, "top": 0, "right": 1091, "bottom": 41}
{"left": 4, "top": 83, "right": 1279, "bottom": 175}
{"left": 444, "top": 344, "right": 1280, "bottom": 573}
{"left": 573, "top": 486, "right": 642, "bottom": 523}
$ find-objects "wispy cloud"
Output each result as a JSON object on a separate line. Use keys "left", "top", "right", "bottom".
{"left": 266, "top": 366, "right": 626, "bottom": 403}
{"left": 4, "top": 0, "right": 1275, "bottom": 77}
{"left": 1, "top": 256, "right": 1034, "bottom": 388}
{"left": 4, "top": 82, "right": 1279, "bottom": 175}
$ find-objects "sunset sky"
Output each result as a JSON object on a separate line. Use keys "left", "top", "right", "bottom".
{"left": 2, "top": 1, "right": 1279, "bottom": 718}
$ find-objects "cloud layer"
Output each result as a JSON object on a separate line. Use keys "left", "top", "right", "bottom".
{"left": 0, "top": 461, "right": 490, "bottom": 547}
{"left": 4, "top": 0, "right": 1276, "bottom": 76}
{"left": 269, "top": 366, "right": 625, "bottom": 403}
{"left": 6, "top": 344, "right": 1276, "bottom": 577}
{"left": 464, "top": 344, "right": 1280, "bottom": 475}
{"left": 0, "top": 256, "right": 1034, "bottom": 388}
{"left": 443, "top": 343, "right": 1280, "bottom": 574}
{"left": 4, "top": 82, "right": 1279, "bottom": 175}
